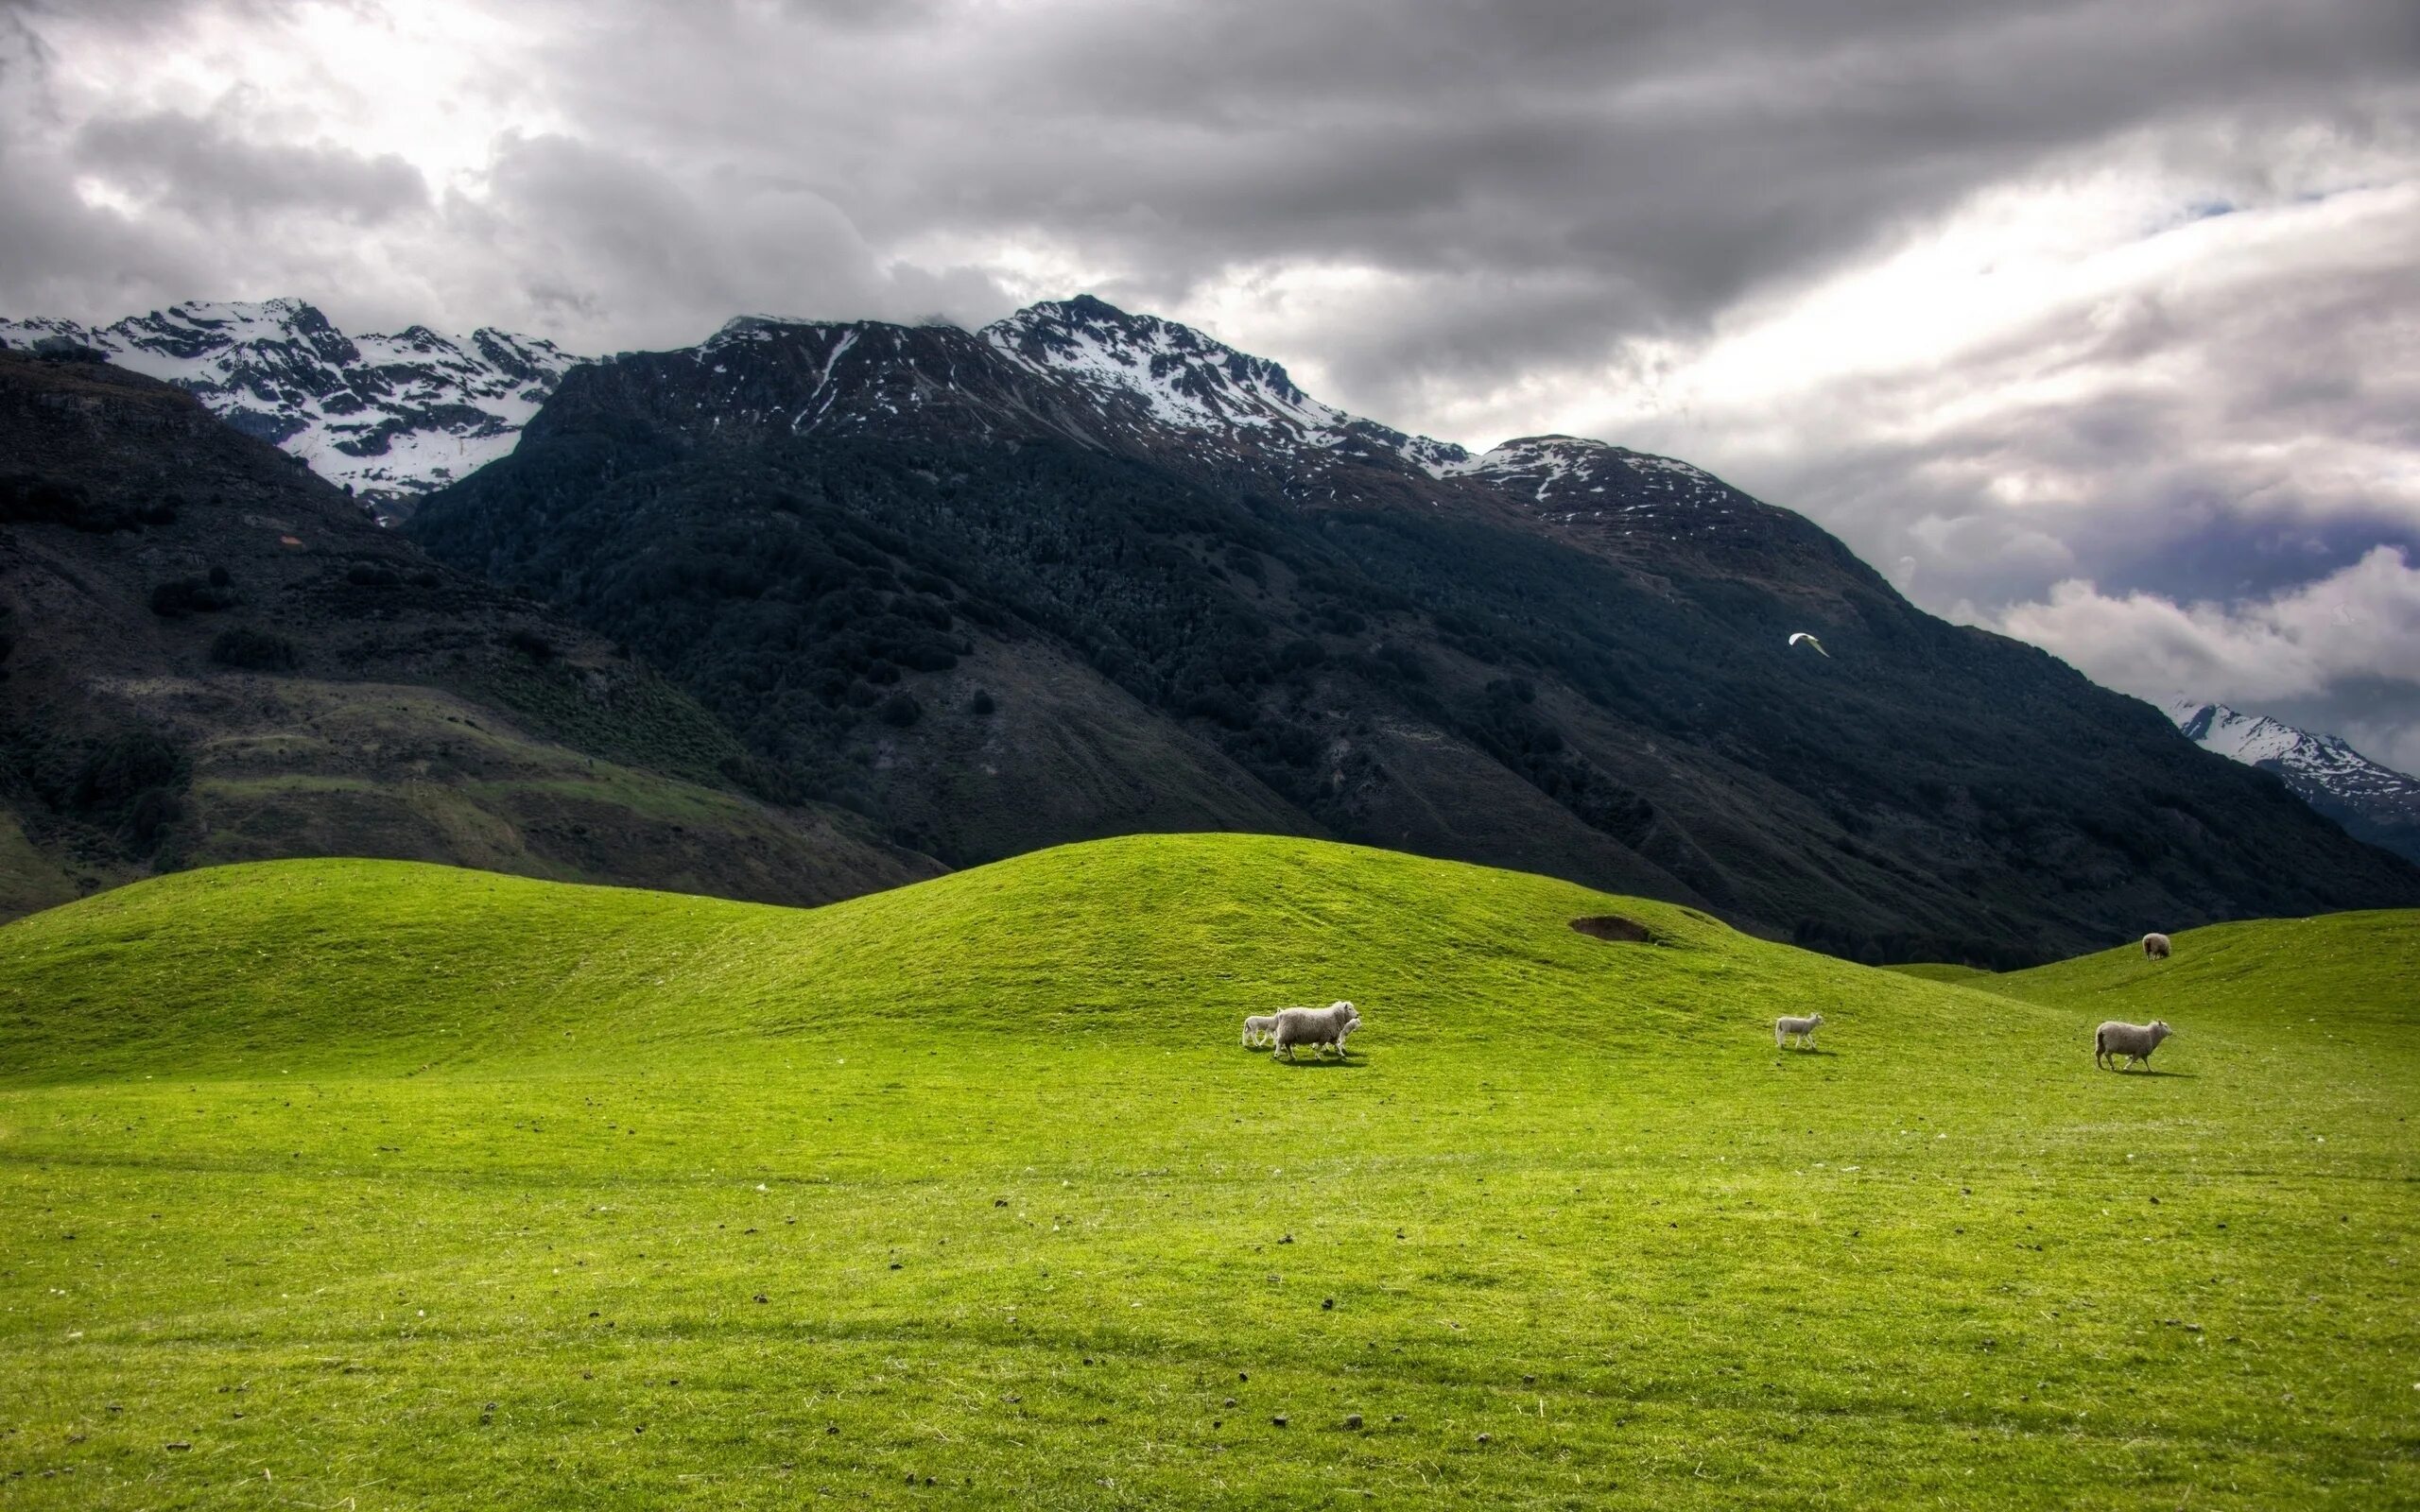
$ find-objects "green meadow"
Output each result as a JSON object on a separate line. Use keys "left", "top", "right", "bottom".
{"left": 1, "top": 834, "right": 2413, "bottom": 1507}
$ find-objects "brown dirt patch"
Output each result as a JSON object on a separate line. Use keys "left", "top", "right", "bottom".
{"left": 1570, "top": 914, "right": 1654, "bottom": 943}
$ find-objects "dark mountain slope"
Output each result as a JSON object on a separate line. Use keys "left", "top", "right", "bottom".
{"left": 0, "top": 348, "right": 934, "bottom": 919}
{"left": 406, "top": 301, "right": 2420, "bottom": 965}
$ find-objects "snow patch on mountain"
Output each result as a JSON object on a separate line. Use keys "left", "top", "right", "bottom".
{"left": 0, "top": 299, "right": 581, "bottom": 515}
{"left": 985, "top": 296, "right": 1353, "bottom": 440}
{"left": 1443, "top": 436, "right": 1739, "bottom": 516}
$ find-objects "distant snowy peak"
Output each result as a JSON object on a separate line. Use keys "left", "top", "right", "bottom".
{"left": 0, "top": 299, "right": 582, "bottom": 514}
{"left": 2169, "top": 699, "right": 2410, "bottom": 793}
{"left": 2170, "top": 699, "right": 2420, "bottom": 866}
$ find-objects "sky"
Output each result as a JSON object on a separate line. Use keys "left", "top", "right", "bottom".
{"left": 5, "top": 0, "right": 2418, "bottom": 767}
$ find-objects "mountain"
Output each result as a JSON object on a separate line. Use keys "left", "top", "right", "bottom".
{"left": 404, "top": 297, "right": 2420, "bottom": 966}
{"left": 0, "top": 345, "right": 935, "bottom": 920}
{"left": 0, "top": 300, "right": 579, "bottom": 520}
{"left": 2169, "top": 699, "right": 2420, "bottom": 867}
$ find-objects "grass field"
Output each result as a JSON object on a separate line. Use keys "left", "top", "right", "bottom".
{"left": 2, "top": 834, "right": 2414, "bottom": 1507}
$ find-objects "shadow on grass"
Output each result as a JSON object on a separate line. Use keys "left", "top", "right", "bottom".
{"left": 2106, "top": 1067, "right": 2196, "bottom": 1078}
{"left": 1774, "top": 1048, "right": 1840, "bottom": 1057}
{"left": 1274, "top": 1055, "right": 1366, "bottom": 1070}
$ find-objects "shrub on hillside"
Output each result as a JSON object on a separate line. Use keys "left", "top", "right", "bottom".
{"left": 1, "top": 474, "right": 174, "bottom": 533}
{"left": 150, "top": 575, "right": 238, "bottom": 617}
{"left": 209, "top": 626, "right": 300, "bottom": 672}
{"left": 505, "top": 627, "right": 558, "bottom": 663}
{"left": 878, "top": 691, "right": 923, "bottom": 728}
{"left": 718, "top": 751, "right": 806, "bottom": 807}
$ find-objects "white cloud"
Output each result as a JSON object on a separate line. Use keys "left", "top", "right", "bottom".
{"left": 1994, "top": 545, "right": 2420, "bottom": 713}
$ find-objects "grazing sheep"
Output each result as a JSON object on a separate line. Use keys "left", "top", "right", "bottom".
{"left": 1774, "top": 1012, "right": 1824, "bottom": 1050}
{"left": 1241, "top": 1014, "right": 1280, "bottom": 1047}
{"left": 2142, "top": 933, "right": 2172, "bottom": 959}
{"left": 2095, "top": 1019, "right": 2174, "bottom": 1071}
{"left": 1272, "top": 1001, "right": 1360, "bottom": 1060}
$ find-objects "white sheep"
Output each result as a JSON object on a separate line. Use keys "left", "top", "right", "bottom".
{"left": 2142, "top": 933, "right": 2172, "bottom": 959}
{"left": 1272, "top": 1002, "right": 1359, "bottom": 1060}
{"left": 2095, "top": 1019, "right": 2174, "bottom": 1071}
{"left": 1240, "top": 1014, "right": 1280, "bottom": 1047}
{"left": 1774, "top": 1012, "right": 1824, "bottom": 1050}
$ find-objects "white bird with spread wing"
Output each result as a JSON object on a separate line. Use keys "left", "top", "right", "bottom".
{"left": 1788, "top": 632, "right": 1830, "bottom": 659}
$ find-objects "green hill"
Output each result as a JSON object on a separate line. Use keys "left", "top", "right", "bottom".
{"left": 1877, "top": 961, "right": 1996, "bottom": 984}
{"left": 1, "top": 836, "right": 2414, "bottom": 1507}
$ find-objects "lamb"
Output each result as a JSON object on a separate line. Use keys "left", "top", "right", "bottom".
{"left": 2142, "top": 932, "right": 2172, "bottom": 959}
{"left": 1240, "top": 1014, "right": 1280, "bottom": 1047}
{"left": 1774, "top": 1012, "right": 1824, "bottom": 1050}
{"left": 1272, "top": 1001, "right": 1360, "bottom": 1060}
{"left": 2095, "top": 1019, "right": 2174, "bottom": 1071}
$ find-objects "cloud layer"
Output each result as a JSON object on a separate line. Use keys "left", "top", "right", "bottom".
{"left": 5, "top": 0, "right": 2417, "bottom": 765}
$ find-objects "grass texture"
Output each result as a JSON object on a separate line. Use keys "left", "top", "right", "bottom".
{"left": 1, "top": 834, "right": 2412, "bottom": 1507}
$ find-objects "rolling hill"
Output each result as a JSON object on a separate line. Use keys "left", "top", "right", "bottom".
{"left": 0, "top": 347, "right": 934, "bottom": 919}
{"left": 1, "top": 834, "right": 2412, "bottom": 1506}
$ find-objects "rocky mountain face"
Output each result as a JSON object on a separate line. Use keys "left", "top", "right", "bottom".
{"left": 2170, "top": 700, "right": 2420, "bottom": 867}
{"left": 405, "top": 297, "right": 2420, "bottom": 966}
{"left": 0, "top": 300, "right": 579, "bottom": 521}
{"left": 0, "top": 346, "right": 933, "bottom": 920}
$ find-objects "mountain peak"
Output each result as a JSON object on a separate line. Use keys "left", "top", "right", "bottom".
{"left": 981, "top": 297, "right": 1344, "bottom": 442}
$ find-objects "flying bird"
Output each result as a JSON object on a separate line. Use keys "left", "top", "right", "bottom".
{"left": 1788, "top": 632, "right": 1830, "bottom": 658}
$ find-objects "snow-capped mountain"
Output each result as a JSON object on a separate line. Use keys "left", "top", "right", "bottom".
{"left": 0, "top": 300, "right": 579, "bottom": 517}
{"left": 542, "top": 295, "right": 1805, "bottom": 585}
{"left": 2171, "top": 699, "right": 2420, "bottom": 867}
{"left": 3, "top": 292, "right": 1813, "bottom": 580}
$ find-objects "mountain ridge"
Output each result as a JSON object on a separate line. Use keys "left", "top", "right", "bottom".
{"left": 0, "top": 299, "right": 579, "bottom": 517}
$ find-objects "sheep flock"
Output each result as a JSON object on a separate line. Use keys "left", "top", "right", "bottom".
{"left": 1250, "top": 929, "right": 2183, "bottom": 1074}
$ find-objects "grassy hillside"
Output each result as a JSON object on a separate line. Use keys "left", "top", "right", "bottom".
{"left": 1, "top": 836, "right": 2414, "bottom": 1507}
{"left": 1983, "top": 911, "right": 2419, "bottom": 1022}
{"left": 1877, "top": 962, "right": 1995, "bottom": 984}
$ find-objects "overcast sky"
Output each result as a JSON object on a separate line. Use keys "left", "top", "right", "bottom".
{"left": 6, "top": 0, "right": 2418, "bottom": 766}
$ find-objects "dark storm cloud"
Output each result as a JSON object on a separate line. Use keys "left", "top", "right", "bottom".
{"left": 77, "top": 110, "right": 428, "bottom": 223}
{"left": 820, "top": 0, "right": 2419, "bottom": 346}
